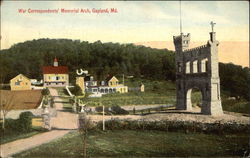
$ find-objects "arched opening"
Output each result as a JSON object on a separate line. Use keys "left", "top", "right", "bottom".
{"left": 186, "top": 88, "right": 203, "bottom": 112}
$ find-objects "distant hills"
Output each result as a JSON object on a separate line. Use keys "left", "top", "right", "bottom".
{"left": 135, "top": 41, "right": 249, "bottom": 68}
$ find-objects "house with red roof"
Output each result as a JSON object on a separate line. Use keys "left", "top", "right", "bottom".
{"left": 42, "top": 58, "right": 69, "bottom": 87}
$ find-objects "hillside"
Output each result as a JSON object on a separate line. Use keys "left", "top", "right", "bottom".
{"left": 0, "top": 39, "right": 249, "bottom": 101}
{"left": 0, "top": 39, "right": 175, "bottom": 83}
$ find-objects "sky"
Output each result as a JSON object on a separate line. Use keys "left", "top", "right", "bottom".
{"left": 0, "top": 1, "right": 249, "bottom": 50}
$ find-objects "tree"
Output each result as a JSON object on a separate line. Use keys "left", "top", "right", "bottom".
{"left": 71, "top": 84, "right": 83, "bottom": 96}
{"left": 78, "top": 113, "right": 92, "bottom": 158}
{"left": 0, "top": 92, "right": 14, "bottom": 129}
{"left": 41, "top": 87, "right": 50, "bottom": 96}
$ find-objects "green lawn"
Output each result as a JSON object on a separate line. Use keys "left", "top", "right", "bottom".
{"left": 0, "top": 126, "right": 47, "bottom": 144}
{"left": 14, "top": 130, "right": 249, "bottom": 157}
{"left": 86, "top": 92, "right": 175, "bottom": 107}
{"left": 83, "top": 78, "right": 176, "bottom": 107}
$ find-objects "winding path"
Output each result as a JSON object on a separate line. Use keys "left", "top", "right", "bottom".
{"left": 1, "top": 88, "right": 77, "bottom": 158}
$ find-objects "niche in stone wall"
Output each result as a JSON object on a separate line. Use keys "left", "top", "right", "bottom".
{"left": 177, "top": 62, "right": 182, "bottom": 73}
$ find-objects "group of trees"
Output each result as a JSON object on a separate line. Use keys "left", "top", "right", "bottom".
{"left": 0, "top": 39, "right": 175, "bottom": 83}
{"left": 0, "top": 38, "right": 249, "bottom": 101}
{"left": 219, "top": 63, "right": 250, "bottom": 101}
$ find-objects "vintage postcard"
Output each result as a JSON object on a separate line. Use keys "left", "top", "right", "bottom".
{"left": 0, "top": 1, "right": 249, "bottom": 157}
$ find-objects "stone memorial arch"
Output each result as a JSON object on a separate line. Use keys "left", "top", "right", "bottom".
{"left": 173, "top": 23, "right": 223, "bottom": 115}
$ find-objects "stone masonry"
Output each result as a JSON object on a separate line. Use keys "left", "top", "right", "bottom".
{"left": 173, "top": 30, "right": 223, "bottom": 115}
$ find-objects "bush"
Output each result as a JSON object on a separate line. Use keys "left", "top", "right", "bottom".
{"left": 4, "top": 119, "right": 20, "bottom": 131}
{"left": 96, "top": 119, "right": 250, "bottom": 134}
{"left": 110, "top": 105, "right": 129, "bottom": 115}
{"left": 0, "top": 84, "right": 10, "bottom": 90}
{"left": 18, "top": 112, "right": 34, "bottom": 132}
{"left": 95, "top": 106, "right": 110, "bottom": 113}
{"left": 70, "top": 85, "right": 83, "bottom": 96}
{"left": 41, "top": 88, "right": 50, "bottom": 96}
{"left": 95, "top": 105, "right": 129, "bottom": 115}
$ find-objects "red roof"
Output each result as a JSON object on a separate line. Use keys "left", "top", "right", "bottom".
{"left": 42, "top": 66, "right": 68, "bottom": 74}
{"left": 54, "top": 57, "right": 58, "bottom": 62}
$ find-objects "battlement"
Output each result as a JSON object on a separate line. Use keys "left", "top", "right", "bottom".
{"left": 184, "top": 44, "right": 208, "bottom": 53}
{"left": 173, "top": 33, "right": 190, "bottom": 40}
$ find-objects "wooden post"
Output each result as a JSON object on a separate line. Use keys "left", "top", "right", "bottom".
{"left": 102, "top": 105, "right": 105, "bottom": 131}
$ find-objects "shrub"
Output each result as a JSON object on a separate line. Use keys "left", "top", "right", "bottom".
{"left": 4, "top": 119, "right": 20, "bottom": 131}
{"left": 18, "top": 111, "right": 34, "bottom": 132}
{"left": 41, "top": 88, "right": 50, "bottom": 96}
{"left": 0, "top": 84, "right": 11, "bottom": 90}
{"left": 95, "top": 106, "right": 110, "bottom": 113}
{"left": 70, "top": 85, "right": 83, "bottom": 96}
{"left": 110, "top": 105, "right": 129, "bottom": 115}
{"left": 96, "top": 119, "right": 250, "bottom": 134}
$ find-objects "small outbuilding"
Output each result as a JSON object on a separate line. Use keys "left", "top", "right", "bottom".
{"left": 10, "top": 74, "right": 31, "bottom": 91}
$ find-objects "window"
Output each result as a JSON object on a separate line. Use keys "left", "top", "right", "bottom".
{"left": 15, "top": 81, "right": 20, "bottom": 85}
{"left": 186, "top": 61, "right": 190, "bottom": 74}
{"left": 201, "top": 58, "right": 208, "bottom": 72}
{"left": 206, "top": 60, "right": 209, "bottom": 72}
{"left": 193, "top": 60, "right": 198, "bottom": 73}
{"left": 56, "top": 76, "right": 60, "bottom": 80}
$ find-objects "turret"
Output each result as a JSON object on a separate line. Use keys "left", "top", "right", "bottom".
{"left": 173, "top": 33, "right": 191, "bottom": 53}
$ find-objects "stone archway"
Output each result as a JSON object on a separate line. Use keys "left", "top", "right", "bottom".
{"left": 186, "top": 88, "right": 203, "bottom": 112}
{"left": 173, "top": 31, "right": 223, "bottom": 115}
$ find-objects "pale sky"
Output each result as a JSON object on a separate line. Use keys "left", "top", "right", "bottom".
{"left": 0, "top": 1, "right": 249, "bottom": 50}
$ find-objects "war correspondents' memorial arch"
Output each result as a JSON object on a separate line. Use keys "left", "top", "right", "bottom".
{"left": 173, "top": 22, "right": 223, "bottom": 116}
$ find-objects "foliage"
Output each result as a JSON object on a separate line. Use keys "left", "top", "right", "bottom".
{"left": 70, "top": 84, "right": 83, "bottom": 96}
{"left": 0, "top": 120, "right": 46, "bottom": 144}
{"left": 1, "top": 93, "right": 15, "bottom": 129}
{"left": 0, "top": 84, "right": 10, "bottom": 90}
{"left": 0, "top": 39, "right": 175, "bottom": 83}
{"left": 95, "top": 106, "right": 110, "bottom": 113}
{"left": 96, "top": 119, "right": 250, "bottom": 134}
{"left": 78, "top": 113, "right": 93, "bottom": 158}
{"left": 18, "top": 112, "right": 34, "bottom": 132}
{"left": 222, "top": 99, "right": 250, "bottom": 114}
{"left": 95, "top": 105, "right": 129, "bottom": 115}
{"left": 110, "top": 105, "right": 129, "bottom": 115}
{"left": 41, "top": 88, "right": 50, "bottom": 96}
{"left": 219, "top": 63, "right": 250, "bottom": 101}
